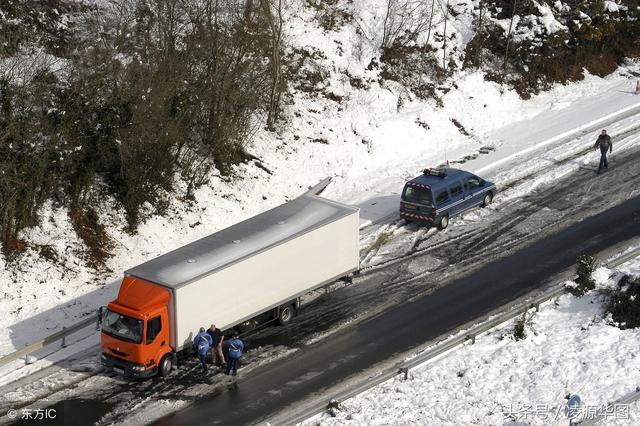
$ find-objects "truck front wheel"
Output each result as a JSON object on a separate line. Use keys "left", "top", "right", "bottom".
{"left": 277, "top": 304, "right": 296, "bottom": 326}
{"left": 158, "top": 354, "right": 173, "bottom": 377}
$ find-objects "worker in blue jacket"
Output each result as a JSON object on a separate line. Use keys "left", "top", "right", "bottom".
{"left": 224, "top": 332, "right": 244, "bottom": 376}
{"left": 194, "top": 327, "right": 213, "bottom": 372}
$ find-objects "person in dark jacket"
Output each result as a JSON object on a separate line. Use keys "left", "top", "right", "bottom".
{"left": 194, "top": 327, "right": 213, "bottom": 372}
{"left": 224, "top": 332, "right": 244, "bottom": 376}
{"left": 207, "top": 324, "right": 225, "bottom": 367}
{"left": 594, "top": 129, "right": 612, "bottom": 174}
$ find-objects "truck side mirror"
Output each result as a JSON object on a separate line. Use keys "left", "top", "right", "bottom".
{"left": 97, "top": 307, "right": 103, "bottom": 330}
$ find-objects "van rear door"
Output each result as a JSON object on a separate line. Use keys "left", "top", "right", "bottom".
{"left": 401, "top": 184, "right": 433, "bottom": 217}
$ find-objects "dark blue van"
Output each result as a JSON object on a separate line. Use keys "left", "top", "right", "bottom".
{"left": 399, "top": 168, "right": 496, "bottom": 229}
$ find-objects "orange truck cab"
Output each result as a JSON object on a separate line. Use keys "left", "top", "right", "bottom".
{"left": 100, "top": 277, "right": 174, "bottom": 378}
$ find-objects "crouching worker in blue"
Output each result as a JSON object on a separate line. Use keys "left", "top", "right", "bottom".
{"left": 194, "top": 327, "right": 213, "bottom": 372}
{"left": 225, "top": 332, "right": 244, "bottom": 376}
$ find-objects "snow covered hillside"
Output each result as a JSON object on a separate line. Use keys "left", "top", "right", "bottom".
{"left": 309, "top": 256, "right": 640, "bottom": 426}
{"left": 1, "top": 0, "right": 639, "bottom": 377}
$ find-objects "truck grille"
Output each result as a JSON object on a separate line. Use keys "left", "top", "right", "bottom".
{"left": 109, "top": 348, "right": 129, "bottom": 357}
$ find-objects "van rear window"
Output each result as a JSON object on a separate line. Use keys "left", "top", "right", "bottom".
{"left": 402, "top": 186, "right": 433, "bottom": 205}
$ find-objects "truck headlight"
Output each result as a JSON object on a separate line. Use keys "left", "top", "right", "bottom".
{"left": 100, "top": 353, "right": 107, "bottom": 361}
{"left": 131, "top": 365, "right": 146, "bottom": 372}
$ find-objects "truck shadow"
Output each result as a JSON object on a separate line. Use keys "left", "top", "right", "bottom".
{"left": 3, "top": 278, "right": 120, "bottom": 369}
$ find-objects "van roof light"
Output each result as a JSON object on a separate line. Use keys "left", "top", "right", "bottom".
{"left": 423, "top": 168, "right": 446, "bottom": 177}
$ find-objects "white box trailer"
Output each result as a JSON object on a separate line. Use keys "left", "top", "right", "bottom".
{"left": 100, "top": 194, "right": 359, "bottom": 377}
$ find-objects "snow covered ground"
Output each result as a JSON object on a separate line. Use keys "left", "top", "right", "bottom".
{"left": 307, "top": 256, "right": 640, "bottom": 426}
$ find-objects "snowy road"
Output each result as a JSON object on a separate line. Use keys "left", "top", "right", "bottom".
{"left": 2, "top": 121, "right": 639, "bottom": 425}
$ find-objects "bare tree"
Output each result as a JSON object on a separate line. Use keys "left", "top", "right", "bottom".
{"left": 503, "top": 0, "right": 518, "bottom": 72}
{"left": 381, "top": 0, "right": 433, "bottom": 48}
{"left": 442, "top": 0, "right": 449, "bottom": 70}
{"left": 259, "top": 0, "right": 284, "bottom": 130}
{"left": 0, "top": 0, "right": 286, "bottom": 253}
{"left": 426, "top": 0, "right": 436, "bottom": 45}
{"left": 476, "top": 0, "right": 485, "bottom": 67}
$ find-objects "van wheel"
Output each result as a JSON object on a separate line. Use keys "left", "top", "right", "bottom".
{"left": 158, "top": 354, "right": 172, "bottom": 377}
{"left": 438, "top": 215, "right": 449, "bottom": 230}
{"left": 482, "top": 192, "right": 493, "bottom": 207}
{"left": 278, "top": 304, "right": 296, "bottom": 325}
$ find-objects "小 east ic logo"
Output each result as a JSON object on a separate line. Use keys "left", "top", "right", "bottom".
{"left": 5, "top": 408, "right": 57, "bottom": 422}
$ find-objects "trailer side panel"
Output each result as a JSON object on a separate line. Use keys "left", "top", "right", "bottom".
{"left": 173, "top": 212, "right": 358, "bottom": 350}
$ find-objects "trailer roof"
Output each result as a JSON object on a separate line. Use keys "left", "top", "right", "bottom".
{"left": 125, "top": 194, "right": 359, "bottom": 288}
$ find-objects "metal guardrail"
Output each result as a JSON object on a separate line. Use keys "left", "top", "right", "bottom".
{"left": 0, "top": 315, "right": 98, "bottom": 367}
{"left": 0, "top": 177, "right": 336, "bottom": 370}
{"left": 580, "top": 385, "right": 640, "bottom": 426}
{"left": 278, "top": 245, "right": 640, "bottom": 426}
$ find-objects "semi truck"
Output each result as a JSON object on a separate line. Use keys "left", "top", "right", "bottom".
{"left": 100, "top": 193, "right": 359, "bottom": 378}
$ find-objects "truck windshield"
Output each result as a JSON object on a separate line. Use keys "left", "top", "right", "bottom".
{"left": 402, "top": 185, "right": 433, "bottom": 206}
{"left": 102, "top": 309, "right": 143, "bottom": 344}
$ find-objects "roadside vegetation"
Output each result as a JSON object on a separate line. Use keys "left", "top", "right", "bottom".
{"left": 565, "top": 252, "right": 640, "bottom": 330}
{"left": 0, "top": 0, "right": 287, "bottom": 264}
{"left": 464, "top": 0, "right": 640, "bottom": 97}
{"left": 605, "top": 274, "right": 640, "bottom": 329}
{"left": 566, "top": 254, "right": 596, "bottom": 296}
{"left": 512, "top": 311, "right": 535, "bottom": 340}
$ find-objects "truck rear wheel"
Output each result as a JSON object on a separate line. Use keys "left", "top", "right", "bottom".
{"left": 158, "top": 354, "right": 172, "bottom": 377}
{"left": 277, "top": 304, "right": 296, "bottom": 325}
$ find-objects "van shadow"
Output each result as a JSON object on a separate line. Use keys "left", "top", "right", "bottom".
{"left": 356, "top": 194, "right": 401, "bottom": 226}
{"left": 3, "top": 278, "right": 120, "bottom": 369}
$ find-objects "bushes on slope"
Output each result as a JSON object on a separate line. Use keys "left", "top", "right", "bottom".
{"left": 0, "top": 0, "right": 287, "bottom": 262}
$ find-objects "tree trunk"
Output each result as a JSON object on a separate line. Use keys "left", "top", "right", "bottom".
{"left": 260, "top": 0, "right": 283, "bottom": 130}
{"left": 382, "top": 0, "right": 394, "bottom": 48}
{"left": 244, "top": 0, "right": 254, "bottom": 28}
{"left": 443, "top": 0, "right": 449, "bottom": 70}
{"left": 426, "top": 0, "right": 435, "bottom": 45}
{"left": 477, "top": 0, "right": 484, "bottom": 67}
{"left": 503, "top": 0, "right": 518, "bottom": 72}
